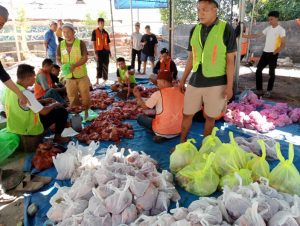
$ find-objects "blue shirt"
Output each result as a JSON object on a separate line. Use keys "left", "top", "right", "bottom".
{"left": 44, "top": 29, "right": 57, "bottom": 54}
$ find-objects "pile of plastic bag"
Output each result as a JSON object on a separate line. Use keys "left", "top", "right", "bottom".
{"left": 170, "top": 127, "right": 300, "bottom": 197}
{"left": 131, "top": 179, "right": 300, "bottom": 226}
{"left": 48, "top": 142, "right": 180, "bottom": 225}
{"left": 224, "top": 91, "right": 299, "bottom": 132}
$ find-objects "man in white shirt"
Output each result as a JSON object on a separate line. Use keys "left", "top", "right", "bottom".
{"left": 243, "top": 11, "right": 286, "bottom": 97}
{"left": 131, "top": 22, "right": 143, "bottom": 74}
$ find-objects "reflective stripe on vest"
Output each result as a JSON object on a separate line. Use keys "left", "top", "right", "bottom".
{"left": 118, "top": 66, "right": 136, "bottom": 84}
{"left": 190, "top": 20, "right": 227, "bottom": 77}
{"left": 60, "top": 38, "right": 87, "bottom": 79}
{"left": 95, "top": 29, "right": 110, "bottom": 51}
{"left": 4, "top": 84, "right": 44, "bottom": 135}
{"left": 34, "top": 69, "right": 54, "bottom": 99}
{"left": 152, "top": 87, "right": 184, "bottom": 135}
{"left": 159, "top": 57, "right": 171, "bottom": 72}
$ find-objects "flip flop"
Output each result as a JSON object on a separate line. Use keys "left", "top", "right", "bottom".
{"left": 0, "top": 193, "right": 16, "bottom": 204}
{"left": 23, "top": 174, "right": 52, "bottom": 185}
{"left": 1, "top": 169, "right": 25, "bottom": 191}
{"left": 15, "top": 181, "right": 44, "bottom": 192}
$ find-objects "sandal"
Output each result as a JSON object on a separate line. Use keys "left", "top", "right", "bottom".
{"left": 24, "top": 174, "right": 52, "bottom": 185}
{"left": 0, "top": 193, "right": 16, "bottom": 204}
{"left": 15, "top": 181, "right": 44, "bottom": 192}
{"left": 1, "top": 169, "right": 25, "bottom": 191}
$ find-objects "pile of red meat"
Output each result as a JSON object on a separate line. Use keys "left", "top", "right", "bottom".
{"left": 76, "top": 109, "right": 134, "bottom": 143}
{"left": 136, "top": 86, "right": 159, "bottom": 98}
{"left": 32, "top": 142, "right": 65, "bottom": 170}
{"left": 112, "top": 100, "right": 144, "bottom": 120}
{"left": 90, "top": 90, "right": 114, "bottom": 110}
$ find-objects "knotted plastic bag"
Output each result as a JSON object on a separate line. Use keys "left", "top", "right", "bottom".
{"left": 199, "top": 127, "right": 222, "bottom": 155}
{"left": 247, "top": 139, "right": 270, "bottom": 181}
{"left": 214, "top": 132, "right": 250, "bottom": 176}
{"left": 269, "top": 142, "right": 300, "bottom": 195}
{"left": 220, "top": 169, "right": 253, "bottom": 188}
{"left": 170, "top": 139, "right": 202, "bottom": 173}
{"left": 177, "top": 153, "right": 219, "bottom": 196}
{"left": 0, "top": 128, "right": 20, "bottom": 163}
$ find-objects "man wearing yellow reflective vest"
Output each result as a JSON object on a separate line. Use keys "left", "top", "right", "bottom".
{"left": 57, "top": 23, "right": 90, "bottom": 119}
{"left": 179, "top": 0, "right": 236, "bottom": 142}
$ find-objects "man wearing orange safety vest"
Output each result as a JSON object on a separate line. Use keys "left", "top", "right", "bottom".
{"left": 91, "top": 18, "right": 111, "bottom": 85}
{"left": 133, "top": 71, "right": 184, "bottom": 143}
{"left": 179, "top": 0, "right": 236, "bottom": 142}
{"left": 34, "top": 58, "right": 65, "bottom": 104}
{"left": 150, "top": 48, "right": 178, "bottom": 85}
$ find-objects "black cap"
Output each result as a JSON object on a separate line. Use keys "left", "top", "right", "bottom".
{"left": 160, "top": 48, "right": 169, "bottom": 54}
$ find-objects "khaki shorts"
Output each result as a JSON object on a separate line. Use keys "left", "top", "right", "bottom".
{"left": 183, "top": 85, "right": 227, "bottom": 118}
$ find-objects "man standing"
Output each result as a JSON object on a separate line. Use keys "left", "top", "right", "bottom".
{"left": 140, "top": 25, "right": 158, "bottom": 75}
{"left": 91, "top": 18, "right": 111, "bottom": 85}
{"left": 150, "top": 48, "right": 178, "bottom": 85}
{"left": 131, "top": 22, "right": 143, "bottom": 74}
{"left": 44, "top": 21, "right": 58, "bottom": 63}
{"left": 57, "top": 23, "right": 90, "bottom": 119}
{"left": 56, "top": 19, "right": 64, "bottom": 42}
{"left": 179, "top": 0, "right": 236, "bottom": 142}
{"left": 0, "top": 5, "right": 27, "bottom": 106}
{"left": 243, "top": 11, "right": 286, "bottom": 98}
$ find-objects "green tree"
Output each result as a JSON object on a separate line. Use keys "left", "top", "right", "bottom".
{"left": 247, "top": 0, "right": 300, "bottom": 22}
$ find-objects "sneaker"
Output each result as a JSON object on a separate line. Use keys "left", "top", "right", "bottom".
{"left": 263, "top": 91, "right": 272, "bottom": 98}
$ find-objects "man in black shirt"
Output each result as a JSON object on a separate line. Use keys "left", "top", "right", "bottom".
{"left": 140, "top": 25, "right": 158, "bottom": 75}
{"left": 179, "top": 0, "right": 236, "bottom": 142}
{"left": 0, "top": 5, "right": 28, "bottom": 106}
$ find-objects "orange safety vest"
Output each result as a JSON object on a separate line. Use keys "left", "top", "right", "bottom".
{"left": 152, "top": 87, "right": 184, "bottom": 136}
{"left": 159, "top": 57, "right": 171, "bottom": 72}
{"left": 94, "top": 29, "right": 110, "bottom": 51}
{"left": 34, "top": 69, "right": 54, "bottom": 99}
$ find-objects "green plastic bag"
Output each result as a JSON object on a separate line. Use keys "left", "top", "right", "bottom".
{"left": 61, "top": 63, "right": 71, "bottom": 76}
{"left": 220, "top": 168, "right": 253, "bottom": 188}
{"left": 269, "top": 142, "right": 300, "bottom": 195}
{"left": 214, "top": 132, "right": 250, "bottom": 176}
{"left": 0, "top": 128, "right": 20, "bottom": 163}
{"left": 247, "top": 139, "right": 270, "bottom": 181}
{"left": 178, "top": 153, "right": 220, "bottom": 196}
{"left": 170, "top": 139, "right": 202, "bottom": 173}
{"left": 199, "top": 127, "right": 222, "bottom": 155}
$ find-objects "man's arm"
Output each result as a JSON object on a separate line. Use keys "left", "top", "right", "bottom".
{"left": 153, "top": 61, "right": 160, "bottom": 74}
{"left": 44, "top": 31, "right": 50, "bottom": 54}
{"left": 224, "top": 52, "right": 235, "bottom": 100}
{"left": 4, "top": 80, "right": 28, "bottom": 105}
{"left": 39, "top": 102, "right": 62, "bottom": 116}
{"left": 274, "top": 36, "right": 286, "bottom": 54}
{"left": 171, "top": 61, "right": 178, "bottom": 79}
{"left": 242, "top": 32, "right": 264, "bottom": 39}
{"left": 70, "top": 41, "right": 88, "bottom": 72}
{"left": 133, "top": 87, "right": 148, "bottom": 109}
{"left": 56, "top": 44, "right": 62, "bottom": 65}
{"left": 179, "top": 51, "right": 193, "bottom": 92}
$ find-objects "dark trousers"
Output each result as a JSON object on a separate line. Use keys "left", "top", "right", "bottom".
{"left": 137, "top": 115, "right": 153, "bottom": 132}
{"left": 256, "top": 52, "right": 279, "bottom": 91}
{"left": 96, "top": 50, "right": 109, "bottom": 80}
{"left": 131, "top": 49, "right": 141, "bottom": 72}
{"left": 40, "top": 107, "right": 68, "bottom": 135}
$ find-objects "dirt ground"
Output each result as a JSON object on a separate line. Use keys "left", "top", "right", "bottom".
{"left": 238, "top": 68, "right": 300, "bottom": 107}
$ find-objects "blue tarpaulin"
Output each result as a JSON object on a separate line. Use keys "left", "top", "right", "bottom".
{"left": 114, "top": 0, "right": 168, "bottom": 9}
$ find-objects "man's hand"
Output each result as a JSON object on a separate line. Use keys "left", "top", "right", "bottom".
{"left": 18, "top": 93, "right": 29, "bottom": 107}
{"left": 179, "top": 80, "right": 186, "bottom": 93}
{"left": 94, "top": 54, "right": 98, "bottom": 61}
{"left": 70, "top": 64, "right": 76, "bottom": 72}
{"left": 273, "top": 48, "right": 280, "bottom": 55}
{"left": 224, "top": 86, "right": 233, "bottom": 100}
{"left": 133, "top": 86, "right": 141, "bottom": 98}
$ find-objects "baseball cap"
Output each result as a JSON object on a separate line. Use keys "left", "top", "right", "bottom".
{"left": 199, "top": 0, "right": 220, "bottom": 8}
{"left": 62, "top": 22, "right": 74, "bottom": 31}
{"left": 157, "top": 70, "right": 172, "bottom": 83}
{"left": 160, "top": 48, "right": 169, "bottom": 54}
